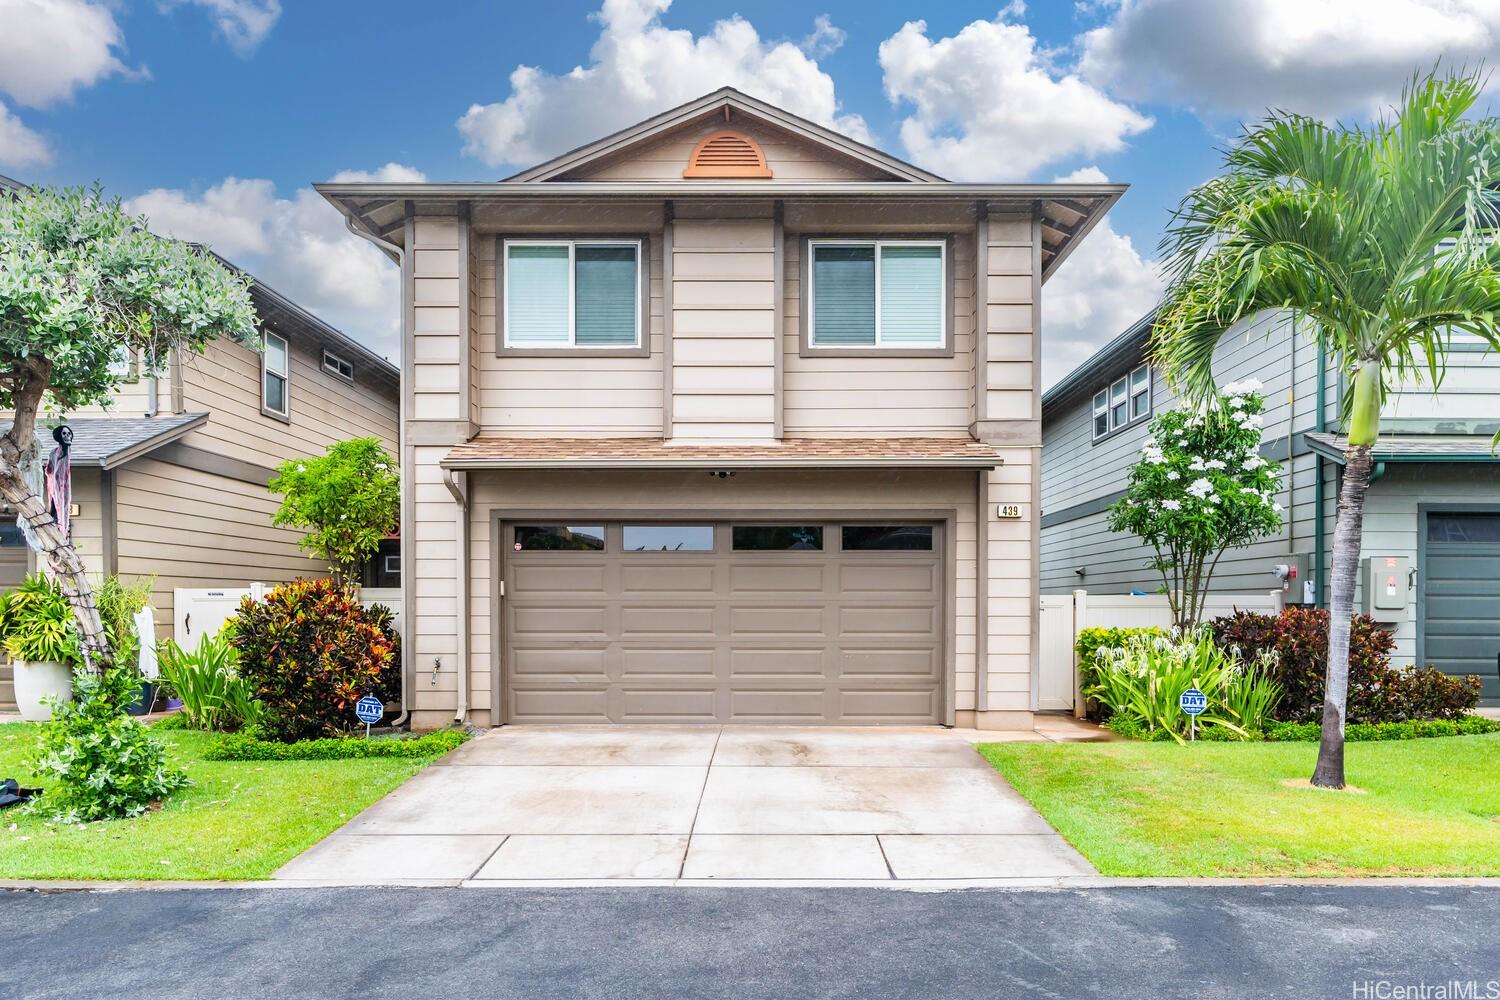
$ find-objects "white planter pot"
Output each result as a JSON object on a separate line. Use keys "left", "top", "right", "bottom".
{"left": 13, "top": 660, "right": 72, "bottom": 721}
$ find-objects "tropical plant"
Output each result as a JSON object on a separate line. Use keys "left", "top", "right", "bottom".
{"left": 1108, "top": 385, "right": 1283, "bottom": 628}
{"left": 3, "top": 572, "right": 80, "bottom": 666}
{"left": 95, "top": 574, "right": 155, "bottom": 673}
{"left": 0, "top": 184, "right": 257, "bottom": 669}
{"left": 268, "top": 437, "right": 399, "bottom": 587}
{"left": 1150, "top": 70, "right": 1500, "bottom": 787}
{"left": 27, "top": 665, "right": 189, "bottom": 821}
{"left": 1086, "top": 629, "right": 1281, "bottom": 743}
{"left": 227, "top": 578, "right": 396, "bottom": 742}
{"left": 1211, "top": 607, "right": 1480, "bottom": 723}
{"left": 156, "top": 632, "right": 263, "bottom": 733}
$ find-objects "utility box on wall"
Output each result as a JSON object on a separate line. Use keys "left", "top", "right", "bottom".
{"left": 1274, "top": 554, "right": 1313, "bottom": 604}
{"left": 1362, "top": 555, "right": 1410, "bottom": 623}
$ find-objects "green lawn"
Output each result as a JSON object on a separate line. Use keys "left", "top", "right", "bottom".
{"left": 0, "top": 722, "right": 429, "bottom": 880}
{"left": 979, "top": 735, "right": 1500, "bottom": 877}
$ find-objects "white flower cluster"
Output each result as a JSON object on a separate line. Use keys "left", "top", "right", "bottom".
{"left": 1141, "top": 439, "right": 1167, "bottom": 465}
{"left": 1221, "top": 378, "right": 1263, "bottom": 395}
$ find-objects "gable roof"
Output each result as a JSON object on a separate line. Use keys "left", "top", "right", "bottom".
{"left": 1041, "top": 308, "right": 1159, "bottom": 417}
{"left": 1, "top": 413, "right": 209, "bottom": 470}
{"left": 505, "top": 87, "right": 943, "bottom": 184}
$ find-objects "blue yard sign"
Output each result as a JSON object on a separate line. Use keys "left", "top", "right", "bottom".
{"left": 355, "top": 695, "right": 384, "bottom": 737}
{"left": 1179, "top": 687, "right": 1207, "bottom": 742}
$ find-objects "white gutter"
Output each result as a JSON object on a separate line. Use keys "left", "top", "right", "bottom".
{"left": 316, "top": 180, "right": 1128, "bottom": 200}
{"left": 344, "top": 214, "right": 413, "bottom": 730}
{"left": 442, "top": 468, "right": 469, "bottom": 726}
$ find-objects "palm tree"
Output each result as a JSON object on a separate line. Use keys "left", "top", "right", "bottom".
{"left": 1151, "top": 70, "right": 1500, "bottom": 788}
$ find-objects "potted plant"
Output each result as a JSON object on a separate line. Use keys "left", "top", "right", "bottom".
{"left": 4, "top": 574, "right": 79, "bottom": 720}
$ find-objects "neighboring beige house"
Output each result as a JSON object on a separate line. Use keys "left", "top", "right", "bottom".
{"left": 319, "top": 88, "right": 1121, "bottom": 731}
{"left": 0, "top": 263, "right": 399, "bottom": 708}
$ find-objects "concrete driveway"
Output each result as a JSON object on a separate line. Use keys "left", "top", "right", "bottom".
{"left": 275, "top": 725, "right": 1095, "bottom": 886}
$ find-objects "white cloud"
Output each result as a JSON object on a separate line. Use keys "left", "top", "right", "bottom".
{"left": 0, "top": 0, "right": 133, "bottom": 108}
{"left": 878, "top": 11, "right": 1152, "bottom": 180}
{"left": 800, "top": 14, "right": 846, "bottom": 58}
{"left": 328, "top": 163, "right": 428, "bottom": 184}
{"left": 1080, "top": 0, "right": 1500, "bottom": 119}
{"left": 0, "top": 101, "right": 53, "bottom": 168}
{"left": 1041, "top": 167, "right": 1164, "bottom": 390}
{"left": 162, "top": 0, "right": 282, "bottom": 57}
{"left": 124, "top": 167, "right": 426, "bottom": 362}
{"left": 457, "top": 0, "right": 868, "bottom": 169}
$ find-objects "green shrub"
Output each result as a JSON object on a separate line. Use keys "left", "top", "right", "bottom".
{"left": 227, "top": 579, "right": 396, "bottom": 742}
{"left": 205, "top": 727, "right": 468, "bottom": 761}
{"left": 28, "top": 666, "right": 189, "bottom": 821}
{"left": 1211, "top": 608, "right": 1481, "bottom": 722}
{"left": 1086, "top": 629, "right": 1281, "bottom": 743}
{"left": 3, "top": 573, "right": 80, "bottom": 666}
{"left": 1264, "top": 716, "right": 1499, "bottom": 742}
{"left": 96, "top": 575, "right": 154, "bottom": 673}
{"left": 157, "top": 632, "right": 262, "bottom": 733}
{"left": 1076, "top": 626, "right": 1169, "bottom": 690}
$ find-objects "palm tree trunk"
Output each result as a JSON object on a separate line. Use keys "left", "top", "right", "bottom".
{"left": 1313, "top": 363, "right": 1381, "bottom": 789}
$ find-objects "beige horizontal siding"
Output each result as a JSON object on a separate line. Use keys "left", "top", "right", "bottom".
{"left": 573, "top": 118, "right": 889, "bottom": 182}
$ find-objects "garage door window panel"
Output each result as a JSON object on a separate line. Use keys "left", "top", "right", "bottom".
{"left": 732, "top": 525, "right": 825, "bottom": 551}
{"left": 841, "top": 525, "right": 935, "bottom": 551}
{"left": 513, "top": 525, "right": 606, "bottom": 551}
{"left": 623, "top": 524, "right": 715, "bottom": 552}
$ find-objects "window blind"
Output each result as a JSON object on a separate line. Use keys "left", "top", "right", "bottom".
{"left": 878, "top": 245, "right": 942, "bottom": 345}
{"left": 574, "top": 245, "right": 637, "bottom": 345}
{"left": 812, "top": 245, "right": 876, "bottom": 345}
{"left": 506, "top": 245, "right": 569, "bottom": 345}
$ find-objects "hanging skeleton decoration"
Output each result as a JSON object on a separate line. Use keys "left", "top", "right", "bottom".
{"left": 44, "top": 425, "right": 72, "bottom": 540}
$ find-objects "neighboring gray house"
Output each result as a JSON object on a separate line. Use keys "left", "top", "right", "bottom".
{"left": 1041, "top": 311, "right": 1500, "bottom": 704}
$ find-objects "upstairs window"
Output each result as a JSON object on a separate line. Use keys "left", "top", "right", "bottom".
{"left": 262, "top": 330, "right": 289, "bottom": 420}
{"left": 322, "top": 350, "right": 354, "bottom": 382}
{"left": 808, "top": 240, "right": 946, "bottom": 351}
{"left": 1091, "top": 364, "right": 1151, "bottom": 441}
{"left": 503, "top": 239, "right": 642, "bottom": 351}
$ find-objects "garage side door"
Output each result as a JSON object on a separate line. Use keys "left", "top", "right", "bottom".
{"left": 1423, "top": 511, "right": 1500, "bottom": 705}
{"left": 501, "top": 521, "right": 944, "bottom": 725}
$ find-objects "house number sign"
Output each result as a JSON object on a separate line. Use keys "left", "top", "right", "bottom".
{"left": 995, "top": 503, "right": 1024, "bottom": 520}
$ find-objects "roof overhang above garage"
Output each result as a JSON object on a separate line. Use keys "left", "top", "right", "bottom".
{"left": 440, "top": 437, "right": 1004, "bottom": 471}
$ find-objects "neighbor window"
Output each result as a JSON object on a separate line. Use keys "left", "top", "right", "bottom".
{"left": 623, "top": 525, "right": 713, "bottom": 552}
{"left": 262, "top": 330, "right": 289, "bottom": 418}
{"left": 503, "top": 239, "right": 642, "bottom": 350}
{"left": 1091, "top": 364, "right": 1151, "bottom": 441}
{"left": 322, "top": 349, "right": 354, "bottom": 382}
{"left": 513, "top": 525, "right": 605, "bottom": 551}
{"left": 841, "top": 525, "right": 934, "bottom": 551}
{"left": 107, "top": 344, "right": 137, "bottom": 382}
{"left": 809, "top": 240, "right": 945, "bottom": 350}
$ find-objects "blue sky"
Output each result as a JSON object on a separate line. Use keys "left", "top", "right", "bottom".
{"left": 2, "top": 0, "right": 1492, "bottom": 384}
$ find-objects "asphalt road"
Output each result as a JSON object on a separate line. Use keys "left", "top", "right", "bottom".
{"left": 1, "top": 886, "right": 1496, "bottom": 999}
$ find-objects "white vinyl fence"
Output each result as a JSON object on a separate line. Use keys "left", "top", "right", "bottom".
{"left": 1039, "top": 589, "right": 1285, "bottom": 716}
{"left": 174, "top": 585, "right": 404, "bottom": 645}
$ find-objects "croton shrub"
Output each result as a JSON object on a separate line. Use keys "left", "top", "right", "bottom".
{"left": 1211, "top": 607, "right": 1480, "bottom": 723}
{"left": 228, "top": 579, "right": 398, "bottom": 742}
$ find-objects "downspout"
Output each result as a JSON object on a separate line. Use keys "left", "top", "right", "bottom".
{"left": 443, "top": 469, "right": 470, "bottom": 726}
{"left": 345, "top": 213, "right": 412, "bottom": 728}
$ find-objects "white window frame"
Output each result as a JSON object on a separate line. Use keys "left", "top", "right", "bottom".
{"left": 262, "top": 329, "right": 290, "bottom": 421}
{"left": 1092, "top": 364, "right": 1152, "bottom": 442}
{"left": 322, "top": 349, "right": 354, "bottom": 383}
{"left": 501, "top": 238, "right": 643, "bottom": 351}
{"left": 806, "top": 238, "right": 948, "bottom": 351}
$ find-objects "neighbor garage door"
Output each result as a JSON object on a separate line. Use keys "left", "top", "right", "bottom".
{"left": 500, "top": 521, "right": 944, "bottom": 724}
{"left": 1423, "top": 511, "right": 1500, "bottom": 705}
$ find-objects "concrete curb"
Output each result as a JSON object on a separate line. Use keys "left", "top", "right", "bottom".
{"left": 3, "top": 875, "right": 1499, "bottom": 893}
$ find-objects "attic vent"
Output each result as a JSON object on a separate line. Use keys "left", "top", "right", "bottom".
{"left": 683, "top": 130, "right": 773, "bottom": 179}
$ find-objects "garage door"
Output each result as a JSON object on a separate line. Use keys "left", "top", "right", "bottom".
{"left": 1423, "top": 511, "right": 1500, "bottom": 705}
{"left": 500, "top": 521, "right": 944, "bottom": 724}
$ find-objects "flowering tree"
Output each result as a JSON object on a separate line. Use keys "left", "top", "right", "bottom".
{"left": 1108, "top": 380, "right": 1283, "bottom": 629}
{"left": 269, "top": 437, "right": 399, "bottom": 587}
{"left": 0, "top": 186, "right": 257, "bottom": 668}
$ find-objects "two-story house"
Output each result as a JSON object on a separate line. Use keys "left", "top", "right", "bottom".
{"left": 1041, "top": 309, "right": 1500, "bottom": 705}
{"left": 0, "top": 183, "right": 400, "bottom": 707}
{"left": 318, "top": 88, "right": 1123, "bottom": 731}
